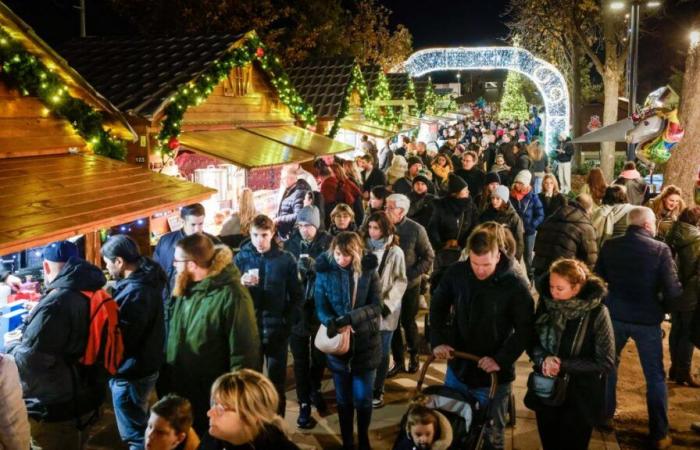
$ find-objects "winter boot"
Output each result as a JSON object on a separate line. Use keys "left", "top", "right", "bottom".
{"left": 407, "top": 353, "right": 420, "bottom": 374}
{"left": 297, "top": 403, "right": 316, "bottom": 429}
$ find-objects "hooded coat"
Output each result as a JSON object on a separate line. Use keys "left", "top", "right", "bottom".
{"left": 8, "top": 257, "right": 107, "bottom": 419}
{"left": 314, "top": 253, "right": 383, "bottom": 373}
{"left": 392, "top": 409, "right": 453, "bottom": 450}
{"left": 276, "top": 179, "right": 312, "bottom": 239}
{"left": 533, "top": 203, "right": 598, "bottom": 277}
{"left": 430, "top": 254, "right": 534, "bottom": 387}
{"left": 665, "top": 221, "right": 700, "bottom": 312}
{"left": 428, "top": 196, "right": 480, "bottom": 249}
{"left": 111, "top": 257, "right": 167, "bottom": 379}
{"left": 165, "top": 246, "right": 261, "bottom": 433}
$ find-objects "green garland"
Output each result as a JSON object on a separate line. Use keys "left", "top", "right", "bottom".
{"left": 156, "top": 35, "right": 316, "bottom": 158}
{"left": 328, "top": 64, "right": 370, "bottom": 138}
{"left": 364, "top": 71, "right": 399, "bottom": 129}
{"left": 0, "top": 27, "right": 127, "bottom": 160}
{"left": 422, "top": 79, "right": 437, "bottom": 115}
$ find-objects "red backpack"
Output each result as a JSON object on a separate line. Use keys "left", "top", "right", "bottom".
{"left": 79, "top": 290, "right": 124, "bottom": 375}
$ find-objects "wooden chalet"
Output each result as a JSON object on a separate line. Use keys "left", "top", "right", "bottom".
{"left": 0, "top": 2, "right": 214, "bottom": 264}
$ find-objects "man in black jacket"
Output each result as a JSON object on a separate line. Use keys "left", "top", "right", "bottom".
{"left": 595, "top": 207, "right": 682, "bottom": 449}
{"left": 283, "top": 206, "right": 333, "bottom": 428}
{"left": 8, "top": 241, "right": 107, "bottom": 450}
{"left": 532, "top": 195, "right": 598, "bottom": 280}
{"left": 407, "top": 175, "right": 435, "bottom": 230}
{"left": 431, "top": 229, "right": 534, "bottom": 450}
{"left": 454, "top": 150, "right": 485, "bottom": 199}
{"left": 357, "top": 154, "right": 387, "bottom": 200}
{"left": 101, "top": 235, "right": 166, "bottom": 450}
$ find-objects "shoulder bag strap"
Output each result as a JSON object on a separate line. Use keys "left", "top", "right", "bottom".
{"left": 378, "top": 248, "right": 391, "bottom": 277}
{"left": 456, "top": 209, "right": 466, "bottom": 241}
{"left": 351, "top": 272, "right": 359, "bottom": 308}
{"left": 570, "top": 312, "right": 591, "bottom": 358}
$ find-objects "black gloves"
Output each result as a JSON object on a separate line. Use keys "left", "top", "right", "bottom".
{"left": 334, "top": 314, "right": 351, "bottom": 328}
{"left": 326, "top": 320, "right": 338, "bottom": 338}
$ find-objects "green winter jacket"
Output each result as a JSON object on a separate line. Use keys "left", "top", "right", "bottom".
{"left": 666, "top": 221, "right": 700, "bottom": 312}
{"left": 165, "top": 245, "right": 261, "bottom": 434}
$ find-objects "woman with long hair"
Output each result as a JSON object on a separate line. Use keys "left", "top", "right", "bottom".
{"left": 430, "top": 153, "right": 454, "bottom": 193}
{"left": 219, "top": 188, "right": 257, "bottom": 248}
{"left": 206, "top": 370, "right": 299, "bottom": 449}
{"left": 527, "top": 141, "right": 548, "bottom": 194}
{"left": 538, "top": 174, "right": 568, "bottom": 219}
{"left": 315, "top": 232, "right": 382, "bottom": 450}
{"left": 526, "top": 259, "right": 614, "bottom": 450}
{"left": 648, "top": 184, "right": 686, "bottom": 241}
{"left": 580, "top": 168, "right": 607, "bottom": 207}
{"left": 361, "top": 212, "right": 407, "bottom": 408}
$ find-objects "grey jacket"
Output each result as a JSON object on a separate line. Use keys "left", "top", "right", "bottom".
{"left": 395, "top": 217, "right": 435, "bottom": 286}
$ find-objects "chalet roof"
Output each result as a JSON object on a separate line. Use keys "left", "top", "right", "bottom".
{"left": 287, "top": 58, "right": 356, "bottom": 120}
{"left": 59, "top": 33, "right": 247, "bottom": 119}
{"left": 386, "top": 73, "right": 411, "bottom": 99}
{"left": 361, "top": 64, "right": 382, "bottom": 97}
{"left": 413, "top": 78, "right": 430, "bottom": 106}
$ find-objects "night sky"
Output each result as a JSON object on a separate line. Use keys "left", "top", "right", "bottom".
{"left": 2, "top": 0, "right": 695, "bottom": 99}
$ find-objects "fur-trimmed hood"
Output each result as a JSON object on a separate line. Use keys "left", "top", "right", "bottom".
{"left": 173, "top": 245, "right": 238, "bottom": 297}
{"left": 400, "top": 409, "right": 453, "bottom": 450}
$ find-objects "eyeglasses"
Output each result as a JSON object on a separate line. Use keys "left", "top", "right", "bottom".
{"left": 209, "top": 402, "right": 233, "bottom": 416}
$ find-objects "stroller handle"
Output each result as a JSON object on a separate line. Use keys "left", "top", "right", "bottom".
{"left": 417, "top": 351, "right": 498, "bottom": 400}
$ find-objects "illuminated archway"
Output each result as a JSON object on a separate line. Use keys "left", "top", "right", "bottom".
{"left": 393, "top": 47, "right": 570, "bottom": 154}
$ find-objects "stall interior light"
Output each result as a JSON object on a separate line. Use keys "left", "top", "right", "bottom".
{"left": 610, "top": 1, "right": 626, "bottom": 10}
{"left": 691, "top": 30, "right": 700, "bottom": 48}
{"left": 647, "top": 1, "right": 661, "bottom": 7}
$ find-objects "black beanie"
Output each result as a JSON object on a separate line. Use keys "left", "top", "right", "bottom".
{"left": 485, "top": 172, "right": 501, "bottom": 185}
{"left": 447, "top": 174, "right": 468, "bottom": 195}
{"left": 101, "top": 235, "right": 141, "bottom": 263}
{"left": 412, "top": 175, "right": 431, "bottom": 187}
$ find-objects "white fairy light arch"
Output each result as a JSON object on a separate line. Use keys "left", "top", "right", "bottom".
{"left": 393, "top": 47, "right": 570, "bottom": 154}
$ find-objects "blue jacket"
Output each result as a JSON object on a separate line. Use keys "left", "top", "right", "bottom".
{"left": 111, "top": 257, "right": 166, "bottom": 379}
{"left": 9, "top": 257, "right": 107, "bottom": 419}
{"left": 314, "top": 253, "right": 382, "bottom": 372}
{"left": 276, "top": 179, "right": 312, "bottom": 239}
{"left": 595, "top": 226, "right": 682, "bottom": 325}
{"left": 234, "top": 241, "right": 303, "bottom": 344}
{"left": 510, "top": 189, "right": 544, "bottom": 235}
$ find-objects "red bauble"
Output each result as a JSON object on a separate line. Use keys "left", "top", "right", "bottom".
{"left": 256, "top": 47, "right": 265, "bottom": 58}
{"left": 167, "top": 137, "right": 180, "bottom": 150}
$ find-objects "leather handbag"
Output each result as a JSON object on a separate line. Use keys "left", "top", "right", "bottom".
{"left": 315, "top": 273, "right": 358, "bottom": 355}
{"left": 527, "top": 312, "right": 590, "bottom": 407}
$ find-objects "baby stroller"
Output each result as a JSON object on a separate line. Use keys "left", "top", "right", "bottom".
{"left": 393, "top": 351, "right": 498, "bottom": 450}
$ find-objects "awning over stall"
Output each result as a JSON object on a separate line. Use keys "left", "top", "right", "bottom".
{"left": 242, "top": 125, "right": 352, "bottom": 157}
{"left": 0, "top": 153, "right": 215, "bottom": 255}
{"left": 572, "top": 118, "right": 634, "bottom": 144}
{"left": 339, "top": 120, "right": 397, "bottom": 139}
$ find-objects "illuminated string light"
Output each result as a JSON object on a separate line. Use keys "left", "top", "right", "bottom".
{"left": 394, "top": 47, "right": 571, "bottom": 154}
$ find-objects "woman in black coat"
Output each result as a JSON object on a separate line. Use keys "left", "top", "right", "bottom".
{"left": 428, "top": 174, "right": 479, "bottom": 250}
{"left": 479, "top": 185, "right": 525, "bottom": 260}
{"left": 526, "top": 259, "right": 615, "bottom": 450}
{"left": 538, "top": 174, "right": 568, "bottom": 219}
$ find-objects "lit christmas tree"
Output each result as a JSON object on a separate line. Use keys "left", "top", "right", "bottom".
{"left": 498, "top": 71, "right": 529, "bottom": 121}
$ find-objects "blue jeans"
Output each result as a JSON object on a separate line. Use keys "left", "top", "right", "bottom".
{"left": 374, "top": 330, "right": 394, "bottom": 395}
{"left": 605, "top": 320, "right": 668, "bottom": 440}
{"left": 109, "top": 373, "right": 158, "bottom": 450}
{"left": 332, "top": 369, "right": 376, "bottom": 409}
{"left": 524, "top": 232, "right": 537, "bottom": 281}
{"left": 445, "top": 366, "right": 511, "bottom": 450}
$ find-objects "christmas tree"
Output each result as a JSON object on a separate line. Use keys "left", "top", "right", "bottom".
{"left": 498, "top": 71, "right": 530, "bottom": 121}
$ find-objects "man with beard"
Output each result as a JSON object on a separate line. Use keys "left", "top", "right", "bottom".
{"left": 165, "top": 234, "right": 260, "bottom": 438}
{"left": 408, "top": 175, "right": 435, "bottom": 230}
{"left": 234, "top": 215, "right": 303, "bottom": 416}
{"left": 101, "top": 235, "right": 166, "bottom": 450}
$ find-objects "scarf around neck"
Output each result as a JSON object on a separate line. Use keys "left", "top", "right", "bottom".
{"left": 536, "top": 295, "right": 600, "bottom": 355}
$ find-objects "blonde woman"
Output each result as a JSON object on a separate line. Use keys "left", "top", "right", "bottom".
{"left": 207, "top": 369, "right": 299, "bottom": 449}
{"left": 330, "top": 203, "right": 357, "bottom": 235}
{"left": 527, "top": 141, "right": 548, "bottom": 194}
{"left": 538, "top": 174, "right": 567, "bottom": 219}
{"left": 219, "top": 188, "right": 257, "bottom": 246}
{"left": 315, "top": 232, "right": 382, "bottom": 450}
{"left": 647, "top": 185, "right": 686, "bottom": 241}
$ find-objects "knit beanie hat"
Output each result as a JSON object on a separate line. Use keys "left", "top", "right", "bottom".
{"left": 447, "top": 174, "right": 468, "bottom": 195}
{"left": 296, "top": 205, "right": 320, "bottom": 229}
{"left": 514, "top": 169, "right": 533, "bottom": 186}
{"left": 493, "top": 185, "right": 510, "bottom": 204}
{"left": 412, "top": 174, "right": 431, "bottom": 187}
{"left": 406, "top": 156, "right": 423, "bottom": 169}
{"left": 485, "top": 172, "right": 501, "bottom": 185}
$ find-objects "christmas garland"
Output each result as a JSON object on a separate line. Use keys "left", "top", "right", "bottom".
{"left": 422, "top": 79, "right": 437, "bottom": 115}
{"left": 328, "top": 64, "right": 370, "bottom": 138}
{"left": 156, "top": 35, "right": 316, "bottom": 158}
{"left": 364, "top": 70, "right": 398, "bottom": 129}
{"left": 0, "top": 26, "right": 127, "bottom": 160}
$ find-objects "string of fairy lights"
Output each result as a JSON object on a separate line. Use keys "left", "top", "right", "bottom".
{"left": 0, "top": 25, "right": 127, "bottom": 160}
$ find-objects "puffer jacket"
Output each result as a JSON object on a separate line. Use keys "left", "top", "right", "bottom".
{"left": 395, "top": 217, "right": 435, "bottom": 286}
{"left": 430, "top": 254, "right": 534, "bottom": 387}
{"left": 111, "top": 257, "right": 166, "bottom": 379}
{"left": 538, "top": 192, "right": 567, "bottom": 219}
{"left": 314, "top": 253, "right": 382, "bottom": 373}
{"left": 428, "top": 196, "right": 479, "bottom": 249}
{"left": 510, "top": 188, "right": 544, "bottom": 235}
{"left": 276, "top": 179, "right": 312, "bottom": 239}
{"left": 479, "top": 204, "right": 525, "bottom": 260}
{"left": 528, "top": 276, "right": 615, "bottom": 424}
{"left": 165, "top": 245, "right": 261, "bottom": 434}
{"left": 666, "top": 221, "right": 700, "bottom": 312}
{"left": 0, "top": 354, "right": 30, "bottom": 450}
{"left": 284, "top": 229, "right": 333, "bottom": 336}
{"left": 234, "top": 241, "right": 303, "bottom": 344}
{"left": 533, "top": 202, "right": 598, "bottom": 277}
{"left": 8, "top": 257, "right": 107, "bottom": 419}
{"left": 366, "top": 236, "right": 408, "bottom": 332}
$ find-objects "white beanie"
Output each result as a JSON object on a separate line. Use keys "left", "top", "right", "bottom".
{"left": 494, "top": 185, "right": 510, "bottom": 204}
{"left": 514, "top": 170, "right": 532, "bottom": 186}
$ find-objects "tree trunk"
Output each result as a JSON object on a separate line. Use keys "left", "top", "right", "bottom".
{"left": 664, "top": 36, "right": 700, "bottom": 205}
{"left": 600, "top": 69, "right": 620, "bottom": 181}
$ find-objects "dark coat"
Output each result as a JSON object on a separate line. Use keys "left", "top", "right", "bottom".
{"left": 8, "top": 257, "right": 107, "bottom": 418}
{"left": 556, "top": 138, "right": 574, "bottom": 163}
{"left": 407, "top": 192, "right": 435, "bottom": 230}
{"left": 428, "top": 197, "right": 479, "bottom": 248}
{"left": 595, "top": 226, "right": 682, "bottom": 325}
{"left": 198, "top": 423, "right": 301, "bottom": 450}
{"left": 276, "top": 179, "right": 312, "bottom": 239}
{"left": 284, "top": 229, "right": 333, "bottom": 336}
{"left": 479, "top": 204, "right": 525, "bottom": 260}
{"left": 528, "top": 276, "right": 615, "bottom": 425}
{"left": 111, "top": 257, "right": 166, "bottom": 379}
{"left": 510, "top": 189, "right": 544, "bottom": 235}
{"left": 314, "top": 253, "right": 382, "bottom": 373}
{"left": 234, "top": 241, "right": 303, "bottom": 344}
{"left": 395, "top": 217, "right": 436, "bottom": 285}
{"left": 538, "top": 192, "right": 568, "bottom": 219}
{"left": 454, "top": 168, "right": 486, "bottom": 199}
{"left": 665, "top": 221, "right": 700, "bottom": 312}
{"left": 361, "top": 167, "right": 387, "bottom": 194}
{"left": 511, "top": 153, "right": 532, "bottom": 181}
{"left": 430, "top": 255, "right": 534, "bottom": 387}
{"left": 532, "top": 203, "right": 598, "bottom": 277}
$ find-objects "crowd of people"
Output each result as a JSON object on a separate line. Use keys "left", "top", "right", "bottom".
{"left": 1, "top": 114, "right": 699, "bottom": 450}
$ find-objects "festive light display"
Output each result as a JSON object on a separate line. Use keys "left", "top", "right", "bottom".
{"left": 328, "top": 64, "right": 370, "bottom": 138}
{"left": 422, "top": 79, "right": 437, "bottom": 115}
{"left": 394, "top": 47, "right": 570, "bottom": 153}
{"left": 499, "top": 72, "right": 530, "bottom": 120}
{"left": 405, "top": 77, "right": 417, "bottom": 117}
{"left": 156, "top": 34, "right": 317, "bottom": 159}
{"left": 0, "top": 25, "right": 127, "bottom": 160}
{"left": 365, "top": 70, "right": 398, "bottom": 128}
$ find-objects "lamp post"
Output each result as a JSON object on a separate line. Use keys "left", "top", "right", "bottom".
{"left": 456, "top": 72, "right": 461, "bottom": 97}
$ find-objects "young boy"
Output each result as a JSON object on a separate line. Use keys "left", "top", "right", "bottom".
{"left": 394, "top": 402, "right": 452, "bottom": 450}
